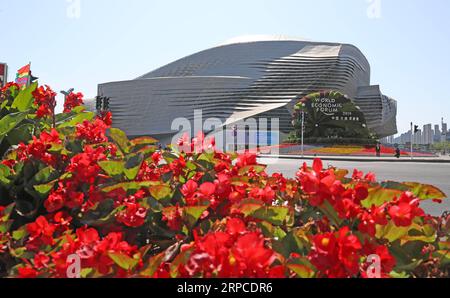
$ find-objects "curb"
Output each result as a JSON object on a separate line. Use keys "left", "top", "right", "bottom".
{"left": 258, "top": 154, "right": 450, "bottom": 163}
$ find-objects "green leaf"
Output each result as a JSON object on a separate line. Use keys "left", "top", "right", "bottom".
{"left": 233, "top": 201, "right": 265, "bottom": 217}
{"left": 149, "top": 184, "right": 172, "bottom": 200}
{"left": 102, "top": 181, "right": 159, "bottom": 193}
{"left": 124, "top": 153, "right": 144, "bottom": 180}
{"left": 6, "top": 123, "right": 34, "bottom": 145}
{"left": 109, "top": 128, "right": 129, "bottom": 153}
{"left": 376, "top": 222, "right": 411, "bottom": 242}
{"left": 57, "top": 111, "right": 95, "bottom": 128}
{"left": 33, "top": 181, "right": 57, "bottom": 196}
{"left": 139, "top": 252, "right": 165, "bottom": 277}
{"left": 183, "top": 206, "right": 209, "bottom": 228}
{"left": 130, "top": 136, "right": 158, "bottom": 147}
{"left": 11, "top": 82, "right": 37, "bottom": 112}
{"left": 402, "top": 182, "right": 447, "bottom": 201}
{"left": 29, "top": 166, "right": 57, "bottom": 185}
{"left": 0, "top": 112, "right": 27, "bottom": 137}
{"left": 318, "top": 200, "right": 344, "bottom": 226}
{"left": 12, "top": 226, "right": 29, "bottom": 241}
{"left": 361, "top": 186, "right": 403, "bottom": 208}
{"left": 251, "top": 206, "right": 289, "bottom": 226}
{"left": 238, "top": 165, "right": 267, "bottom": 175}
{"left": 98, "top": 161, "right": 125, "bottom": 177}
{"left": 288, "top": 259, "right": 316, "bottom": 278}
{"left": 0, "top": 164, "right": 12, "bottom": 185}
{"left": 108, "top": 252, "right": 139, "bottom": 271}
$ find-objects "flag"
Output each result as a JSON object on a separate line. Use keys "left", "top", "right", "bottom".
{"left": 15, "top": 63, "right": 31, "bottom": 88}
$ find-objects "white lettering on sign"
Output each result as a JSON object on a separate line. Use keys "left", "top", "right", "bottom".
{"left": 311, "top": 97, "right": 343, "bottom": 116}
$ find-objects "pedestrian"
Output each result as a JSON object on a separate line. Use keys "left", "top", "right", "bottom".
{"left": 395, "top": 147, "right": 401, "bottom": 159}
{"left": 375, "top": 142, "right": 381, "bottom": 157}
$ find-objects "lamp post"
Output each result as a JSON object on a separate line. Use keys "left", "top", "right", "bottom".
{"left": 410, "top": 122, "right": 414, "bottom": 160}
{"left": 301, "top": 109, "right": 305, "bottom": 158}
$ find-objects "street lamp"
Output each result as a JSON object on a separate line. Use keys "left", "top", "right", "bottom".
{"left": 301, "top": 109, "right": 305, "bottom": 158}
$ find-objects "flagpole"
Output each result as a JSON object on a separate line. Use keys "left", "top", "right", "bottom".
{"left": 27, "top": 61, "right": 31, "bottom": 87}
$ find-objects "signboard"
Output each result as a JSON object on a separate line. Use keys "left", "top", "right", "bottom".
{"left": 293, "top": 90, "right": 370, "bottom": 139}
{"left": 0, "top": 63, "right": 7, "bottom": 88}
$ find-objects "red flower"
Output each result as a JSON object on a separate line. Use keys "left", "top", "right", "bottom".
{"left": 100, "top": 111, "right": 113, "bottom": 126}
{"left": 226, "top": 217, "right": 247, "bottom": 236}
{"left": 32, "top": 85, "right": 57, "bottom": 118}
{"left": 362, "top": 242, "right": 396, "bottom": 278}
{"left": 231, "top": 232, "right": 276, "bottom": 275}
{"left": 308, "top": 227, "right": 362, "bottom": 278}
{"left": 116, "top": 202, "right": 148, "bottom": 227}
{"left": 17, "top": 129, "right": 61, "bottom": 166}
{"left": 354, "top": 184, "right": 369, "bottom": 202}
{"left": 44, "top": 187, "right": 66, "bottom": 212}
{"left": 296, "top": 159, "right": 337, "bottom": 207}
{"left": 18, "top": 267, "right": 39, "bottom": 278}
{"left": 76, "top": 118, "right": 109, "bottom": 144}
{"left": 162, "top": 205, "right": 183, "bottom": 231}
{"left": 249, "top": 186, "right": 275, "bottom": 205}
{"left": 181, "top": 180, "right": 198, "bottom": 198}
{"left": 0, "top": 82, "right": 20, "bottom": 93}
{"left": 63, "top": 92, "right": 84, "bottom": 112}
{"left": 388, "top": 192, "right": 425, "bottom": 227}
{"left": 26, "top": 216, "right": 56, "bottom": 249}
{"left": 199, "top": 182, "right": 216, "bottom": 196}
{"left": 358, "top": 204, "right": 388, "bottom": 236}
{"left": 235, "top": 152, "right": 257, "bottom": 168}
{"left": 178, "top": 218, "right": 282, "bottom": 278}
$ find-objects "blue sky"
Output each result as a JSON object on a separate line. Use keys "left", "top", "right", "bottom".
{"left": 1, "top": 0, "right": 449, "bottom": 134}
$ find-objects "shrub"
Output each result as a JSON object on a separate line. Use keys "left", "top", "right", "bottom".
{"left": 0, "top": 82, "right": 449, "bottom": 278}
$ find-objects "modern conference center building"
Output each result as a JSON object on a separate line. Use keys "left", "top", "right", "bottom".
{"left": 93, "top": 35, "right": 397, "bottom": 145}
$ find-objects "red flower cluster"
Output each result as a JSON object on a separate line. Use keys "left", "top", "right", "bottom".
{"left": 20, "top": 215, "right": 139, "bottom": 278}
{"left": 116, "top": 202, "right": 148, "bottom": 228}
{"left": 63, "top": 92, "right": 84, "bottom": 113}
{"left": 166, "top": 218, "right": 284, "bottom": 278}
{"left": 44, "top": 146, "right": 108, "bottom": 212}
{"left": 32, "top": 85, "right": 57, "bottom": 118}
{"left": 297, "top": 159, "right": 426, "bottom": 236}
{"left": 308, "top": 227, "right": 361, "bottom": 277}
{"left": 76, "top": 118, "right": 109, "bottom": 144}
{"left": 177, "top": 132, "right": 216, "bottom": 154}
{"left": 388, "top": 192, "right": 425, "bottom": 227}
{"left": 0, "top": 82, "right": 20, "bottom": 94}
{"left": 17, "top": 129, "right": 62, "bottom": 166}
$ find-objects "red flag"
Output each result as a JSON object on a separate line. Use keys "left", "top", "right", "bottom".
{"left": 17, "top": 64, "right": 30, "bottom": 75}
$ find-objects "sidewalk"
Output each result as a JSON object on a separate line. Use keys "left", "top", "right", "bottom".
{"left": 258, "top": 154, "right": 450, "bottom": 163}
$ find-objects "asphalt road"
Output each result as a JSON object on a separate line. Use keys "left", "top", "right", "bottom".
{"left": 260, "top": 158, "right": 450, "bottom": 217}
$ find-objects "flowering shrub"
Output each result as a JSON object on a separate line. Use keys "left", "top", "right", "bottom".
{"left": 0, "top": 82, "right": 449, "bottom": 278}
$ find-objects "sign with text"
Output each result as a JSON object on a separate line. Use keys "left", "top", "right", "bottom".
{"left": 293, "top": 90, "right": 370, "bottom": 139}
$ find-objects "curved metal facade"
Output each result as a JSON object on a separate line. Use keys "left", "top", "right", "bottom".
{"left": 96, "top": 36, "right": 397, "bottom": 140}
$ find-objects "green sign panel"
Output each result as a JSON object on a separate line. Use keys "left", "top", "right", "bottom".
{"left": 293, "top": 91, "right": 370, "bottom": 139}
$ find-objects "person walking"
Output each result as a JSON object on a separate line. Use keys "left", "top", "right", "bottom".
{"left": 375, "top": 142, "right": 381, "bottom": 157}
{"left": 395, "top": 146, "right": 401, "bottom": 159}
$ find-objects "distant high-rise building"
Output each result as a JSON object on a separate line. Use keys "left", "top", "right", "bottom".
{"left": 434, "top": 124, "right": 441, "bottom": 142}
{"left": 442, "top": 120, "right": 448, "bottom": 142}
{"left": 423, "top": 124, "right": 433, "bottom": 145}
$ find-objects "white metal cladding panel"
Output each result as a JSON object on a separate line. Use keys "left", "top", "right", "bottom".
{"left": 98, "top": 77, "right": 252, "bottom": 136}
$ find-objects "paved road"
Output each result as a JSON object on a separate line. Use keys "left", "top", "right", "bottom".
{"left": 260, "top": 158, "right": 450, "bottom": 217}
